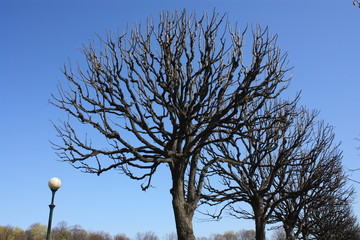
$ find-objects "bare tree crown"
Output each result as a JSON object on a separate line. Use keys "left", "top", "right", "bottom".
{"left": 52, "top": 10, "right": 290, "bottom": 192}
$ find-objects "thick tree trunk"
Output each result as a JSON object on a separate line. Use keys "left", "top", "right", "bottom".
{"left": 170, "top": 163, "right": 196, "bottom": 240}
{"left": 253, "top": 200, "right": 266, "bottom": 240}
{"left": 254, "top": 217, "right": 266, "bottom": 240}
{"left": 172, "top": 196, "right": 195, "bottom": 240}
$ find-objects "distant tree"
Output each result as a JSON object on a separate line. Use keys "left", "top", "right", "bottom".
{"left": 196, "top": 237, "right": 210, "bottom": 240}
{"left": 202, "top": 103, "right": 344, "bottom": 240}
{"left": 163, "top": 232, "right": 177, "bottom": 240}
{"left": 51, "top": 9, "right": 290, "bottom": 240}
{"left": 209, "top": 230, "right": 255, "bottom": 240}
{"left": 87, "top": 231, "right": 112, "bottom": 240}
{"left": 0, "top": 225, "right": 14, "bottom": 240}
{"left": 135, "top": 231, "right": 159, "bottom": 240}
{"left": 12, "top": 227, "right": 25, "bottom": 240}
{"left": 0, "top": 225, "right": 25, "bottom": 240}
{"left": 271, "top": 228, "right": 285, "bottom": 240}
{"left": 114, "top": 233, "right": 131, "bottom": 240}
{"left": 69, "top": 225, "right": 87, "bottom": 240}
{"left": 25, "top": 223, "right": 47, "bottom": 240}
{"left": 217, "top": 231, "right": 238, "bottom": 240}
{"left": 211, "top": 233, "right": 226, "bottom": 240}
{"left": 238, "top": 230, "right": 255, "bottom": 240}
{"left": 52, "top": 221, "right": 72, "bottom": 240}
{"left": 0, "top": 223, "right": 135, "bottom": 240}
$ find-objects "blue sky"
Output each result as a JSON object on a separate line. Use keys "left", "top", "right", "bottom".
{"left": 1, "top": 0, "right": 360, "bottom": 239}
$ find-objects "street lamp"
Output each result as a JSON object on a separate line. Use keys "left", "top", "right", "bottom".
{"left": 46, "top": 177, "right": 61, "bottom": 240}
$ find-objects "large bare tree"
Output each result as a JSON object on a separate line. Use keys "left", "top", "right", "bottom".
{"left": 201, "top": 102, "right": 345, "bottom": 240}
{"left": 51, "top": 10, "right": 290, "bottom": 240}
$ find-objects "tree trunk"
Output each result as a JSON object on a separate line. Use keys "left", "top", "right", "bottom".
{"left": 254, "top": 216, "right": 266, "bottom": 240}
{"left": 172, "top": 196, "right": 195, "bottom": 240}
{"left": 170, "top": 163, "right": 196, "bottom": 240}
{"left": 253, "top": 200, "right": 266, "bottom": 240}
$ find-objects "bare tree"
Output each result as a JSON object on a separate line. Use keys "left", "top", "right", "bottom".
{"left": 51, "top": 10, "right": 290, "bottom": 240}
{"left": 135, "top": 231, "right": 159, "bottom": 240}
{"left": 287, "top": 185, "right": 360, "bottom": 240}
{"left": 308, "top": 195, "right": 360, "bottom": 240}
{"left": 272, "top": 140, "right": 350, "bottom": 240}
{"left": 202, "top": 102, "right": 344, "bottom": 240}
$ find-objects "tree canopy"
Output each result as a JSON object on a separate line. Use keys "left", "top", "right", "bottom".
{"left": 51, "top": 9, "right": 358, "bottom": 240}
{"left": 52, "top": 10, "right": 291, "bottom": 240}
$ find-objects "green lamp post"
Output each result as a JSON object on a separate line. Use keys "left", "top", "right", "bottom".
{"left": 46, "top": 177, "right": 61, "bottom": 240}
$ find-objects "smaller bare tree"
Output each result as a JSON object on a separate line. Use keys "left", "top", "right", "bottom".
{"left": 272, "top": 143, "right": 350, "bottom": 240}
{"left": 301, "top": 189, "right": 359, "bottom": 240}
{"left": 202, "top": 101, "right": 344, "bottom": 240}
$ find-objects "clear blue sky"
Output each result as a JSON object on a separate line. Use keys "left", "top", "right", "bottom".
{"left": 1, "top": 0, "right": 360, "bottom": 239}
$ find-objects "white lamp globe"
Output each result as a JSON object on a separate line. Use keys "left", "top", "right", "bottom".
{"left": 48, "top": 177, "right": 62, "bottom": 191}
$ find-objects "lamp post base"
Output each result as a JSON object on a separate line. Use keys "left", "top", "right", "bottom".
{"left": 46, "top": 190, "right": 57, "bottom": 240}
